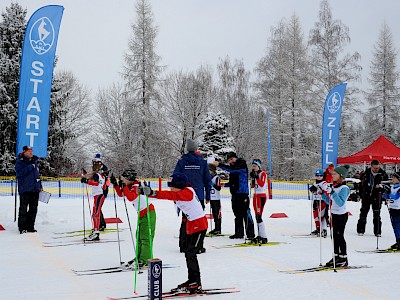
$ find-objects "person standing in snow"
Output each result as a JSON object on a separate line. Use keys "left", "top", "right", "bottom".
{"left": 111, "top": 169, "right": 156, "bottom": 268}
{"left": 80, "top": 159, "right": 107, "bottom": 241}
{"left": 173, "top": 139, "right": 212, "bottom": 254}
{"left": 93, "top": 154, "right": 109, "bottom": 231}
{"left": 309, "top": 169, "right": 328, "bottom": 237}
{"left": 357, "top": 160, "right": 388, "bottom": 236}
{"left": 139, "top": 173, "right": 207, "bottom": 294}
{"left": 214, "top": 152, "right": 255, "bottom": 240}
{"left": 207, "top": 163, "right": 222, "bottom": 235}
{"left": 321, "top": 165, "right": 351, "bottom": 267}
{"left": 15, "top": 146, "right": 42, "bottom": 234}
{"left": 383, "top": 172, "right": 400, "bottom": 250}
{"left": 249, "top": 159, "right": 268, "bottom": 244}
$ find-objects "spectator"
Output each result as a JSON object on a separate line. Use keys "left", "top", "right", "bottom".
{"left": 15, "top": 146, "right": 42, "bottom": 234}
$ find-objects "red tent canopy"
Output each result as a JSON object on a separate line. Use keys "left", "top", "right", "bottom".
{"left": 337, "top": 135, "right": 400, "bottom": 164}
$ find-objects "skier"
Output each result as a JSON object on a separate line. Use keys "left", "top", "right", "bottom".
{"left": 249, "top": 159, "right": 268, "bottom": 244}
{"left": 384, "top": 171, "right": 400, "bottom": 250}
{"left": 80, "top": 159, "right": 108, "bottom": 241}
{"left": 321, "top": 165, "right": 351, "bottom": 267}
{"left": 309, "top": 169, "right": 328, "bottom": 237}
{"left": 139, "top": 173, "right": 207, "bottom": 294}
{"left": 93, "top": 154, "right": 109, "bottom": 231}
{"left": 214, "top": 152, "right": 255, "bottom": 240}
{"left": 207, "top": 163, "right": 222, "bottom": 235}
{"left": 357, "top": 160, "right": 388, "bottom": 236}
{"left": 110, "top": 169, "right": 156, "bottom": 268}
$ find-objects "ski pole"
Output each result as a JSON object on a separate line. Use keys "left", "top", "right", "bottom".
{"left": 327, "top": 194, "right": 337, "bottom": 272}
{"left": 122, "top": 193, "right": 137, "bottom": 256}
{"left": 318, "top": 197, "right": 322, "bottom": 266}
{"left": 145, "top": 181, "right": 153, "bottom": 258}
{"left": 308, "top": 183, "right": 313, "bottom": 233}
{"left": 376, "top": 192, "right": 382, "bottom": 250}
{"left": 82, "top": 183, "right": 86, "bottom": 242}
{"left": 112, "top": 184, "right": 122, "bottom": 265}
{"left": 85, "top": 185, "right": 94, "bottom": 228}
{"left": 209, "top": 204, "right": 213, "bottom": 237}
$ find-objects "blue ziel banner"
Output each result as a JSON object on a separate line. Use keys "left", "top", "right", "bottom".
{"left": 16, "top": 5, "right": 64, "bottom": 157}
{"left": 321, "top": 83, "right": 347, "bottom": 169}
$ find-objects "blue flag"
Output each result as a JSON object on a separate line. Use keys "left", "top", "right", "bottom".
{"left": 321, "top": 83, "right": 347, "bottom": 169}
{"left": 16, "top": 5, "right": 64, "bottom": 157}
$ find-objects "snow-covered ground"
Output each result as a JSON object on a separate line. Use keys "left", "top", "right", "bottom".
{"left": 0, "top": 194, "right": 398, "bottom": 300}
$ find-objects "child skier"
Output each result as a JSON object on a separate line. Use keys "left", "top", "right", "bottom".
{"left": 110, "top": 169, "right": 156, "bottom": 268}
{"left": 139, "top": 173, "right": 207, "bottom": 294}
{"left": 385, "top": 172, "right": 400, "bottom": 250}
{"left": 207, "top": 164, "right": 222, "bottom": 235}
{"left": 321, "top": 165, "right": 351, "bottom": 267}
{"left": 309, "top": 169, "right": 328, "bottom": 238}
{"left": 80, "top": 160, "right": 107, "bottom": 241}
{"left": 249, "top": 159, "right": 268, "bottom": 244}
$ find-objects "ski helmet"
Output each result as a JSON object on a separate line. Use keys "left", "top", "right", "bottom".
{"left": 121, "top": 169, "right": 137, "bottom": 182}
{"left": 315, "top": 169, "right": 324, "bottom": 176}
{"left": 167, "top": 173, "right": 188, "bottom": 189}
{"left": 252, "top": 159, "right": 262, "bottom": 169}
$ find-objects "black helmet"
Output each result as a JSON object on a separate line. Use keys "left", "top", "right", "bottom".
{"left": 121, "top": 169, "right": 137, "bottom": 182}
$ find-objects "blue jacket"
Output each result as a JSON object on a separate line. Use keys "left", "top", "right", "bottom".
{"left": 219, "top": 157, "right": 249, "bottom": 195}
{"left": 15, "top": 153, "right": 42, "bottom": 194}
{"left": 174, "top": 152, "right": 212, "bottom": 201}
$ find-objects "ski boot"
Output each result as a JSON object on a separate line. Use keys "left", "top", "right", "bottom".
{"left": 86, "top": 230, "right": 100, "bottom": 241}
{"left": 335, "top": 255, "right": 348, "bottom": 267}
{"left": 171, "top": 281, "right": 203, "bottom": 294}
{"left": 321, "top": 229, "right": 327, "bottom": 238}
{"left": 310, "top": 229, "right": 320, "bottom": 236}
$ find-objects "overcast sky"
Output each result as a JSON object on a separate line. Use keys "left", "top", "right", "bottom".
{"left": 2, "top": 0, "right": 400, "bottom": 93}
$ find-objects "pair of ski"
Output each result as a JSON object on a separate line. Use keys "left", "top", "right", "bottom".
{"left": 108, "top": 287, "right": 240, "bottom": 299}
{"left": 212, "top": 241, "right": 283, "bottom": 249}
{"left": 356, "top": 248, "right": 400, "bottom": 254}
{"left": 43, "top": 238, "right": 122, "bottom": 247}
{"left": 73, "top": 263, "right": 178, "bottom": 276}
{"left": 52, "top": 228, "right": 124, "bottom": 239}
{"left": 280, "top": 265, "right": 371, "bottom": 274}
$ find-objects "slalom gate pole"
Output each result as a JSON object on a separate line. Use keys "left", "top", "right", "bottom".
{"left": 134, "top": 195, "right": 142, "bottom": 294}
{"left": 112, "top": 186, "right": 122, "bottom": 264}
{"left": 145, "top": 182, "right": 153, "bottom": 258}
{"left": 82, "top": 183, "right": 86, "bottom": 242}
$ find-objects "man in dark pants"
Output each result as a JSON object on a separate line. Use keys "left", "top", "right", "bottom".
{"left": 214, "top": 152, "right": 255, "bottom": 239}
{"left": 15, "top": 146, "right": 42, "bottom": 234}
{"left": 174, "top": 139, "right": 212, "bottom": 254}
{"left": 357, "top": 160, "right": 388, "bottom": 236}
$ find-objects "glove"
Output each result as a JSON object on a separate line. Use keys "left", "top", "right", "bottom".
{"left": 309, "top": 185, "right": 318, "bottom": 193}
{"left": 250, "top": 171, "right": 258, "bottom": 179}
{"left": 321, "top": 182, "right": 332, "bottom": 194}
{"left": 110, "top": 175, "right": 117, "bottom": 186}
{"left": 118, "top": 179, "right": 125, "bottom": 189}
{"left": 80, "top": 177, "right": 88, "bottom": 184}
{"left": 142, "top": 186, "right": 157, "bottom": 196}
{"left": 325, "top": 185, "right": 333, "bottom": 194}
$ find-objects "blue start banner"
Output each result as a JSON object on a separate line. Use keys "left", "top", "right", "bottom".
{"left": 321, "top": 83, "right": 347, "bottom": 169}
{"left": 16, "top": 5, "right": 64, "bottom": 157}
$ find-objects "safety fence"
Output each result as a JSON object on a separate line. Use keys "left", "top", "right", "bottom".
{"left": 0, "top": 177, "right": 312, "bottom": 201}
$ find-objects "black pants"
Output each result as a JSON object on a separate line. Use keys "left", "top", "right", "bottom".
{"left": 357, "top": 195, "right": 382, "bottom": 235}
{"left": 332, "top": 213, "right": 348, "bottom": 255}
{"left": 18, "top": 192, "right": 39, "bottom": 232}
{"left": 185, "top": 230, "right": 206, "bottom": 284}
{"left": 231, "top": 194, "right": 255, "bottom": 238}
{"left": 179, "top": 216, "right": 188, "bottom": 252}
{"left": 210, "top": 200, "right": 221, "bottom": 231}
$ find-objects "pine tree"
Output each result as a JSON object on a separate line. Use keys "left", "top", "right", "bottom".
{"left": 364, "top": 23, "right": 400, "bottom": 143}
{"left": 198, "top": 111, "right": 235, "bottom": 161}
{"left": 0, "top": 3, "right": 26, "bottom": 175}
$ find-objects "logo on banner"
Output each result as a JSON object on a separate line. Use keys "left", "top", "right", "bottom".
{"left": 29, "top": 17, "right": 55, "bottom": 55}
{"left": 152, "top": 264, "right": 161, "bottom": 278}
{"left": 327, "top": 92, "right": 342, "bottom": 114}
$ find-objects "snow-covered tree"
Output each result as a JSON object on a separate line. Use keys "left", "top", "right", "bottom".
{"left": 0, "top": 3, "right": 26, "bottom": 175}
{"left": 364, "top": 23, "right": 400, "bottom": 143}
{"left": 198, "top": 111, "right": 235, "bottom": 161}
{"left": 40, "top": 71, "right": 91, "bottom": 176}
{"left": 121, "top": 0, "right": 163, "bottom": 176}
{"left": 217, "top": 56, "right": 253, "bottom": 157}
{"left": 309, "top": 0, "right": 362, "bottom": 157}
{"left": 254, "top": 15, "right": 315, "bottom": 180}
